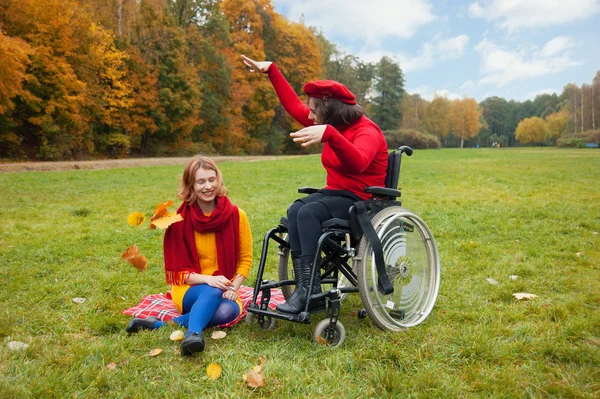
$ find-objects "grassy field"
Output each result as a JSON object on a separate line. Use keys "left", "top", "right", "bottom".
{"left": 1, "top": 148, "right": 599, "bottom": 398}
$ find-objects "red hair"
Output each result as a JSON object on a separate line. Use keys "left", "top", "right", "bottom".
{"left": 178, "top": 156, "right": 228, "bottom": 204}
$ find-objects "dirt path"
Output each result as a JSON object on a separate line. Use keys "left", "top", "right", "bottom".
{"left": 0, "top": 155, "right": 298, "bottom": 172}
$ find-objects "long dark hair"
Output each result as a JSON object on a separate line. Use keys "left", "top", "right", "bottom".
{"left": 309, "top": 97, "right": 364, "bottom": 126}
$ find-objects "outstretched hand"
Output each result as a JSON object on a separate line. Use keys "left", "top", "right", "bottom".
{"left": 290, "top": 125, "right": 327, "bottom": 147}
{"left": 241, "top": 54, "right": 272, "bottom": 73}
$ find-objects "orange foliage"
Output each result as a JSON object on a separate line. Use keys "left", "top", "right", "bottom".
{"left": 121, "top": 244, "right": 148, "bottom": 271}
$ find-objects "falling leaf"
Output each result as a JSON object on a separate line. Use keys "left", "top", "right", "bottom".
{"left": 206, "top": 363, "right": 222, "bottom": 381}
{"left": 211, "top": 330, "right": 227, "bottom": 340}
{"left": 243, "top": 357, "right": 266, "bottom": 388}
{"left": 72, "top": 297, "right": 86, "bottom": 304}
{"left": 315, "top": 336, "right": 328, "bottom": 345}
{"left": 486, "top": 278, "right": 499, "bottom": 286}
{"left": 147, "top": 348, "right": 163, "bottom": 357}
{"left": 121, "top": 245, "right": 148, "bottom": 271}
{"left": 513, "top": 293, "right": 538, "bottom": 300}
{"left": 150, "top": 201, "right": 175, "bottom": 229}
{"left": 170, "top": 330, "right": 185, "bottom": 341}
{"left": 127, "top": 211, "right": 146, "bottom": 227}
{"left": 7, "top": 341, "right": 29, "bottom": 351}
{"left": 106, "top": 362, "right": 117, "bottom": 370}
{"left": 150, "top": 212, "right": 183, "bottom": 230}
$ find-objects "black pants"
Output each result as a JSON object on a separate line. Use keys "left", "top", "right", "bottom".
{"left": 287, "top": 190, "right": 358, "bottom": 265}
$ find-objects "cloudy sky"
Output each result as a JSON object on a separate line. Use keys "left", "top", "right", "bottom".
{"left": 272, "top": 0, "right": 600, "bottom": 102}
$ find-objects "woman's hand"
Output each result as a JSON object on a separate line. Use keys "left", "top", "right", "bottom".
{"left": 290, "top": 125, "right": 327, "bottom": 147}
{"left": 205, "top": 275, "right": 233, "bottom": 291}
{"left": 222, "top": 288, "right": 238, "bottom": 301}
{"left": 241, "top": 54, "right": 271, "bottom": 73}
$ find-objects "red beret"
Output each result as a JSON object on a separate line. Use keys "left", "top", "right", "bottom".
{"left": 303, "top": 80, "right": 357, "bottom": 105}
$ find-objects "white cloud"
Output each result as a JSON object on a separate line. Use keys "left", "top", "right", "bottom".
{"left": 276, "top": 0, "right": 437, "bottom": 45}
{"left": 388, "top": 34, "right": 469, "bottom": 72}
{"left": 538, "top": 36, "right": 575, "bottom": 57}
{"left": 410, "top": 86, "right": 462, "bottom": 101}
{"left": 475, "top": 37, "right": 582, "bottom": 87}
{"left": 468, "top": 0, "right": 600, "bottom": 31}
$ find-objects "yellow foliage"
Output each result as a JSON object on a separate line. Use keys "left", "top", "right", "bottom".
{"left": 206, "top": 363, "right": 222, "bottom": 381}
{"left": 515, "top": 117, "right": 547, "bottom": 144}
{"left": 127, "top": 211, "right": 146, "bottom": 226}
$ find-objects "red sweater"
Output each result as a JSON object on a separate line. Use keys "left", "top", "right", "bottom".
{"left": 268, "top": 64, "right": 388, "bottom": 200}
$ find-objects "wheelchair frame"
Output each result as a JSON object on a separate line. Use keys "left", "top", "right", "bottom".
{"left": 246, "top": 146, "right": 440, "bottom": 346}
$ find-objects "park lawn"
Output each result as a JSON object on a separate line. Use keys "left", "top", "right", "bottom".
{"left": 0, "top": 148, "right": 599, "bottom": 398}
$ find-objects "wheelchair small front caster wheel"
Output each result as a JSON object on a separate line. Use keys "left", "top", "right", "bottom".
{"left": 357, "top": 309, "right": 367, "bottom": 319}
{"left": 245, "top": 312, "right": 277, "bottom": 330}
{"left": 313, "top": 319, "right": 346, "bottom": 347}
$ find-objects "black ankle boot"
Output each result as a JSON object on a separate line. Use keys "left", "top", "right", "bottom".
{"left": 126, "top": 317, "right": 159, "bottom": 333}
{"left": 180, "top": 332, "right": 205, "bottom": 356}
{"left": 277, "top": 263, "right": 324, "bottom": 314}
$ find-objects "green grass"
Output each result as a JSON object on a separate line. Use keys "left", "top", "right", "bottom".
{"left": 1, "top": 148, "right": 599, "bottom": 398}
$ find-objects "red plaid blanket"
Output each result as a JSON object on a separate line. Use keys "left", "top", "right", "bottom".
{"left": 122, "top": 285, "right": 286, "bottom": 328}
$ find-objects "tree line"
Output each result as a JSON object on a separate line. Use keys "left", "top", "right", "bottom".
{"left": 1, "top": 0, "right": 598, "bottom": 160}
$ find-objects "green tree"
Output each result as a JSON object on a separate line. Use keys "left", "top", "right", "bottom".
{"left": 371, "top": 56, "right": 405, "bottom": 130}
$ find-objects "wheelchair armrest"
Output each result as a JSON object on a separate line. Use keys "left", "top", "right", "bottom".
{"left": 364, "top": 186, "right": 401, "bottom": 198}
{"left": 298, "top": 187, "right": 320, "bottom": 195}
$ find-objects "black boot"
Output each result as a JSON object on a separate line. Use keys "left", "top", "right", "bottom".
{"left": 180, "top": 332, "right": 205, "bottom": 356}
{"left": 276, "top": 263, "right": 325, "bottom": 314}
{"left": 279, "top": 258, "right": 303, "bottom": 307}
{"left": 126, "top": 317, "right": 160, "bottom": 333}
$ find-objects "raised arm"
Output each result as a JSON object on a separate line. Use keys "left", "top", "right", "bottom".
{"left": 241, "top": 55, "right": 313, "bottom": 127}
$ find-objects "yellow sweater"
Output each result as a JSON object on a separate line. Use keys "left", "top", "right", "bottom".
{"left": 170, "top": 208, "right": 252, "bottom": 313}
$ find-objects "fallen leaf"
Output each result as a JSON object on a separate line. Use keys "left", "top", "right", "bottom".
{"left": 121, "top": 245, "right": 148, "bottom": 271}
{"left": 7, "top": 341, "right": 29, "bottom": 351}
{"left": 315, "top": 336, "right": 328, "bottom": 345}
{"left": 149, "top": 201, "right": 175, "bottom": 229}
{"left": 513, "top": 293, "right": 538, "bottom": 300}
{"left": 127, "top": 211, "right": 146, "bottom": 227}
{"left": 147, "top": 348, "right": 163, "bottom": 357}
{"left": 170, "top": 330, "right": 185, "bottom": 341}
{"left": 243, "top": 357, "right": 265, "bottom": 388}
{"left": 150, "top": 212, "right": 183, "bottom": 229}
{"left": 576, "top": 252, "right": 583, "bottom": 257}
{"left": 106, "top": 362, "right": 117, "bottom": 370}
{"left": 486, "top": 278, "right": 499, "bottom": 286}
{"left": 508, "top": 275, "right": 518, "bottom": 281}
{"left": 211, "top": 330, "right": 227, "bottom": 340}
{"left": 72, "top": 297, "right": 86, "bottom": 304}
{"left": 206, "top": 363, "right": 222, "bottom": 381}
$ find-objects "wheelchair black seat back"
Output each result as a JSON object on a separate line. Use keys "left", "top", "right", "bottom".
{"left": 246, "top": 146, "right": 440, "bottom": 346}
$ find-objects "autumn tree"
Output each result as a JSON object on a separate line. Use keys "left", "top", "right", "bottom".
{"left": 515, "top": 116, "right": 547, "bottom": 145}
{"left": 426, "top": 95, "right": 451, "bottom": 141}
{"left": 450, "top": 98, "right": 481, "bottom": 148}
{"left": 0, "top": 30, "right": 32, "bottom": 156}
{"left": 401, "top": 94, "right": 428, "bottom": 132}
{"left": 545, "top": 109, "right": 568, "bottom": 144}
{"left": 371, "top": 56, "right": 405, "bottom": 130}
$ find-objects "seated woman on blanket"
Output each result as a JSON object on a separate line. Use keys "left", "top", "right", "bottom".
{"left": 126, "top": 156, "right": 252, "bottom": 356}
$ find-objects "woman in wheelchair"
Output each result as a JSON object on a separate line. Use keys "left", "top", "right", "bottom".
{"left": 242, "top": 55, "right": 389, "bottom": 315}
{"left": 126, "top": 156, "right": 252, "bottom": 356}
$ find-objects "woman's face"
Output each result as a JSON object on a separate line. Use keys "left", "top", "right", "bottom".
{"left": 194, "top": 167, "right": 218, "bottom": 206}
{"left": 307, "top": 98, "right": 323, "bottom": 125}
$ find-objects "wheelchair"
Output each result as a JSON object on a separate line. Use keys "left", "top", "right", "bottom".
{"left": 246, "top": 146, "right": 440, "bottom": 346}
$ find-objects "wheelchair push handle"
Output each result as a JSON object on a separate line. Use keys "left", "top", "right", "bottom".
{"left": 398, "top": 146, "right": 413, "bottom": 156}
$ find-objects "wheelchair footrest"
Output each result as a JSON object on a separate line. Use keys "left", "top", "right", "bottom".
{"left": 248, "top": 305, "right": 312, "bottom": 324}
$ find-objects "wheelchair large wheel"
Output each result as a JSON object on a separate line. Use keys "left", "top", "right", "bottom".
{"left": 355, "top": 206, "right": 440, "bottom": 331}
{"left": 277, "top": 234, "right": 353, "bottom": 300}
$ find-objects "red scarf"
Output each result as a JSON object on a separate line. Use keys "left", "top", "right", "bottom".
{"left": 163, "top": 196, "right": 240, "bottom": 285}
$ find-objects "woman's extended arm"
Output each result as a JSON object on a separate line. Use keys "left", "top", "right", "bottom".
{"left": 242, "top": 55, "right": 313, "bottom": 127}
